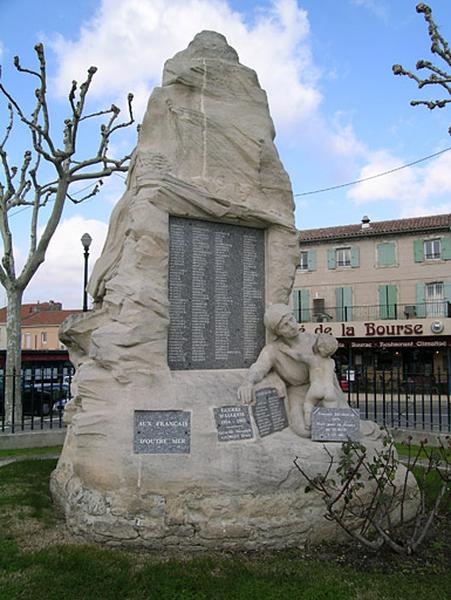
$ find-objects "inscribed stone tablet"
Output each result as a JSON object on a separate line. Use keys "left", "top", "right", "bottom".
{"left": 214, "top": 405, "right": 254, "bottom": 442}
{"left": 311, "top": 407, "right": 360, "bottom": 442}
{"left": 134, "top": 410, "right": 191, "bottom": 454}
{"left": 168, "top": 217, "right": 265, "bottom": 370}
{"left": 252, "top": 387, "right": 288, "bottom": 437}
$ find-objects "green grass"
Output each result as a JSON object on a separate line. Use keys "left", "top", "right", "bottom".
{"left": 0, "top": 445, "right": 62, "bottom": 458}
{"left": 0, "top": 458, "right": 450, "bottom": 600}
{"left": 395, "top": 441, "right": 451, "bottom": 462}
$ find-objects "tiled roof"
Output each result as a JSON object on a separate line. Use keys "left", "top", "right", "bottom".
{"left": 0, "top": 302, "right": 81, "bottom": 326}
{"left": 299, "top": 213, "right": 451, "bottom": 243}
{"left": 21, "top": 310, "right": 82, "bottom": 327}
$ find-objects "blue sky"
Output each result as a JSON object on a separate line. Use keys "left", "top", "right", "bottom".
{"left": 0, "top": 0, "right": 450, "bottom": 307}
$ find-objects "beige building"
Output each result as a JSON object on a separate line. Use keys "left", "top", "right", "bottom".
{"left": 0, "top": 301, "right": 82, "bottom": 351}
{"left": 293, "top": 213, "right": 451, "bottom": 390}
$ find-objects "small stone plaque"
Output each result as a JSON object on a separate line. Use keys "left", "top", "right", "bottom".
{"left": 134, "top": 410, "right": 191, "bottom": 454}
{"left": 214, "top": 405, "right": 254, "bottom": 442}
{"left": 252, "top": 387, "right": 288, "bottom": 437}
{"left": 311, "top": 407, "right": 360, "bottom": 442}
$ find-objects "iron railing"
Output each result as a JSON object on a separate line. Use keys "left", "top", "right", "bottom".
{"left": 340, "top": 366, "right": 451, "bottom": 432}
{"left": 0, "top": 363, "right": 74, "bottom": 433}
{"left": 296, "top": 301, "right": 451, "bottom": 323}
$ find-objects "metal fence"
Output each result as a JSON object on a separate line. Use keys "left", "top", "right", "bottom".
{"left": 342, "top": 366, "right": 451, "bottom": 433}
{"left": 1, "top": 362, "right": 450, "bottom": 435}
{"left": 296, "top": 300, "right": 451, "bottom": 323}
{"left": 0, "top": 363, "right": 74, "bottom": 433}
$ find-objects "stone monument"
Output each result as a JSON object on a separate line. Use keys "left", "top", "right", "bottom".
{"left": 51, "top": 32, "right": 416, "bottom": 549}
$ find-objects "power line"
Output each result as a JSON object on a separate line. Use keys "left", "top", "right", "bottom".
{"left": 294, "top": 146, "right": 451, "bottom": 197}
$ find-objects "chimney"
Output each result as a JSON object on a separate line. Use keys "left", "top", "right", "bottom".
{"left": 361, "top": 215, "right": 371, "bottom": 229}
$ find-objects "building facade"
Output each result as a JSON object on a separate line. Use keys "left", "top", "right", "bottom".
{"left": 293, "top": 214, "right": 451, "bottom": 391}
{"left": 0, "top": 301, "right": 82, "bottom": 351}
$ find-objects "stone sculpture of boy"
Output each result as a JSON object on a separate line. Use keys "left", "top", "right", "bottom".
{"left": 238, "top": 303, "right": 346, "bottom": 436}
{"left": 302, "top": 334, "right": 340, "bottom": 430}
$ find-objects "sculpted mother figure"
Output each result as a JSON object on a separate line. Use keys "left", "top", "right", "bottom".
{"left": 237, "top": 304, "right": 349, "bottom": 438}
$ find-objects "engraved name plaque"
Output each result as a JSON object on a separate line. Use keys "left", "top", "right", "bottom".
{"left": 252, "top": 387, "right": 288, "bottom": 437}
{"left": 311, "top": 407, "right": 360, "bottom": 442}
{"left": 168, "top": 217, "right": 265, "bottom": 370}
{"left": 214, "top": 405, "right": 254, "bottom": 442}
{"left": 134, "top": 410, "right": 191, "bottom": 454}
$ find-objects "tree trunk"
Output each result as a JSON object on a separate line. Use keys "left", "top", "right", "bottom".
{"left": 5, "top": 287, "right": 23, "bottom": 426}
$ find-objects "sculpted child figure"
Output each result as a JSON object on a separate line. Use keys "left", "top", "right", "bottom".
{"left": 238, "top": 303, "right": 346, "bottom": 437}
{"left": 302, "top": 334, "right": 340, "bottom": 430}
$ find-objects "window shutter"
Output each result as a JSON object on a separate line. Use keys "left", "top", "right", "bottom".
{"left": 336, "top": 287, "right": 352, "bottom": 321}
{"left": 327, "top": 249, "right": 336, "bottom": 269}
{"left": 441, "top": 236, "right": 451, "bottom": 260}
{"left": 413, "top": 239, "right": 423, "bottom": 263}
{"left": 351, "top": 246, "right": 360, "bottom": 267}
{"left": 416, "top": 283, "right": 426, "bottom": 317}
{"left": 379, "top": 285, "right": 388, "bottom": 319}
{"left": 444, "top": 282, "right": 451, "bottom": 316}
{"left": 292, "top": 289, "right": 301, "bottom": 322}
{"left": 377, "top": 242, "right": 396, "bottom": 267}
{"left": 307, "top": 249, "right": 316, "bottom": 271}
{"left": 300, "top": 289, "right": 310, "bottom": 322}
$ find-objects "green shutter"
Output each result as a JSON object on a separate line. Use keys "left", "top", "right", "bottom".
{"left": 377, "top": 242, "right": 396, "bottom": 267}
{"left": 292, "top": 289, "right": 301, "bottom": 322}
{"left": 416, "top": 283, "right": 426, "bottom": 317}
{"left": 336, "top": 287, "right": 352, "bottom": 321}
{"left": 441, "top": 236, "right": 451, "bottom": 260}
{"left": 350, "top": 246, "right": 360, "bottom": 268}
{"left": 444, "top": 282, "right": 451, "bottom": 316}
{"left": 300, "top": 289, "right": 310, "bottom": 322}
{"left": 413, "top": 239, "right": 423, "bottom": 263}
{"left": 327, "top": 248, "right": 336, "bottom": 270}
{"left": 307, "top": 249, "right": 316, "bottom": 271}
{"left": 379, "top": 284, "right": 397, "bottom": 319}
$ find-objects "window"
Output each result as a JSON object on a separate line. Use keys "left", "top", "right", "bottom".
{"left": 335, "top": 287, "right": 353, "bottom": 321}
{"left": 424, "top": 239, "right": 441, "bottom": 260}
{"left": 299, "top": 251, "right": 309, "bottom": 270}
{"left": 376, "top": 242, "right": 396, "bottom": 267}
{"left": 41, "top": 331, "right": 48, "bottom": 344}
{"left": 23, "top": 333, "right": 32, "bottom": 350}
{"left": 293, "top": 289, "right": 310, "bottom": 322}
{"left": 425, "top": 281, "right": 445, "bottom": 317}
{"left": 328, "top": 246, "right": 359, "bottom": 269}
{"left": 378, "top": 284, "right": 397, "bottom": 319}
{"left": 298, "top": 249, "right": 316, "bottom": 271}
{"left": 335, "top": 247, "right": 351, "bottom": 267}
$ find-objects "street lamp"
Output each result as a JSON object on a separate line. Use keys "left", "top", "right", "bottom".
{"left": 81, "top": 233, "right": 92, "bottom": 312}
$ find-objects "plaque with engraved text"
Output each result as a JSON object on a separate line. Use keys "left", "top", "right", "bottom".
{"left": 134, "top": 410, "right": 191, "bottom": 454}
{"left": 214, "top": 405, "right": 254, "bottom": 442}
{"left": 252, "top": 387, "right": 288, "bottom": 437}
{"left": 311, "top": 407, "right": 360, "bottom": 442}
{"left": 168, "top": 217, "right": 265, "bottom": 370}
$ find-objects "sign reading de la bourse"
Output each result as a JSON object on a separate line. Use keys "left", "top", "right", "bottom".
{"left": 168, "top": 217, "right": 265, "bottom": 370}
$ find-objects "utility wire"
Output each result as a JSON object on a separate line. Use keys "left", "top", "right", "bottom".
{"left": 294, "top": 146, "right": 451, "bottom": 197}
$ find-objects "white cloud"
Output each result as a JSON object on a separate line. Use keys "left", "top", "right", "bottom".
{"left": 350, "top": 0, "right": 389, "bottom": 21}
{"left": 347, "top": 149, "right": 451, "bottom": 216}
{"left": 49, "top": 0, "right": 321, "bottom": 131}
{"left": 23, "top": 216, "right": 108, "bottom": 308}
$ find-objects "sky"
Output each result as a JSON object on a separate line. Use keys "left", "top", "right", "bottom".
{"left": 0, "top": 0, "right": 450, "bottom": 309}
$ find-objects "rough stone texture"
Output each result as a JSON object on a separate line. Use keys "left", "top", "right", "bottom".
{"left": 52, "top": 32, "right": 416, "bottom": 549}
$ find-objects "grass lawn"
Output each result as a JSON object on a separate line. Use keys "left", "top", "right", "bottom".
{"left": 0, "top": 446, "right": 62, "bottom": 459}
{"left": 0, "top": 458, "right": 450, "bottom": 600}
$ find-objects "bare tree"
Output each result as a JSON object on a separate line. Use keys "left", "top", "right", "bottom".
{"left": 392, "top": 3, "right": 451, "bottom": 135}
{"left": 0, "top": 43, "right": 134, "bottom": 423}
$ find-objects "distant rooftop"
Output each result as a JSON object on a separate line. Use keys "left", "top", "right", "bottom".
{"left": 0, "top": 301, "right": 82, "bottom": 325}
{"left": 299, "top": 213, "right": 451, "bottom": 243}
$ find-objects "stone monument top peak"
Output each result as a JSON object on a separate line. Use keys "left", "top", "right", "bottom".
{"left": 164, "top": 30, "right": 239, "bottom": 73}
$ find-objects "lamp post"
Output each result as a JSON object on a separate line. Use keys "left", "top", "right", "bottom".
{"left": 81, "top": 233, "right": 92, "bottom": 312}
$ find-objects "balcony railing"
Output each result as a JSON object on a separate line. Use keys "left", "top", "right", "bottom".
{"left": 295, "top": 301, "right": 451, "bottom": 323}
